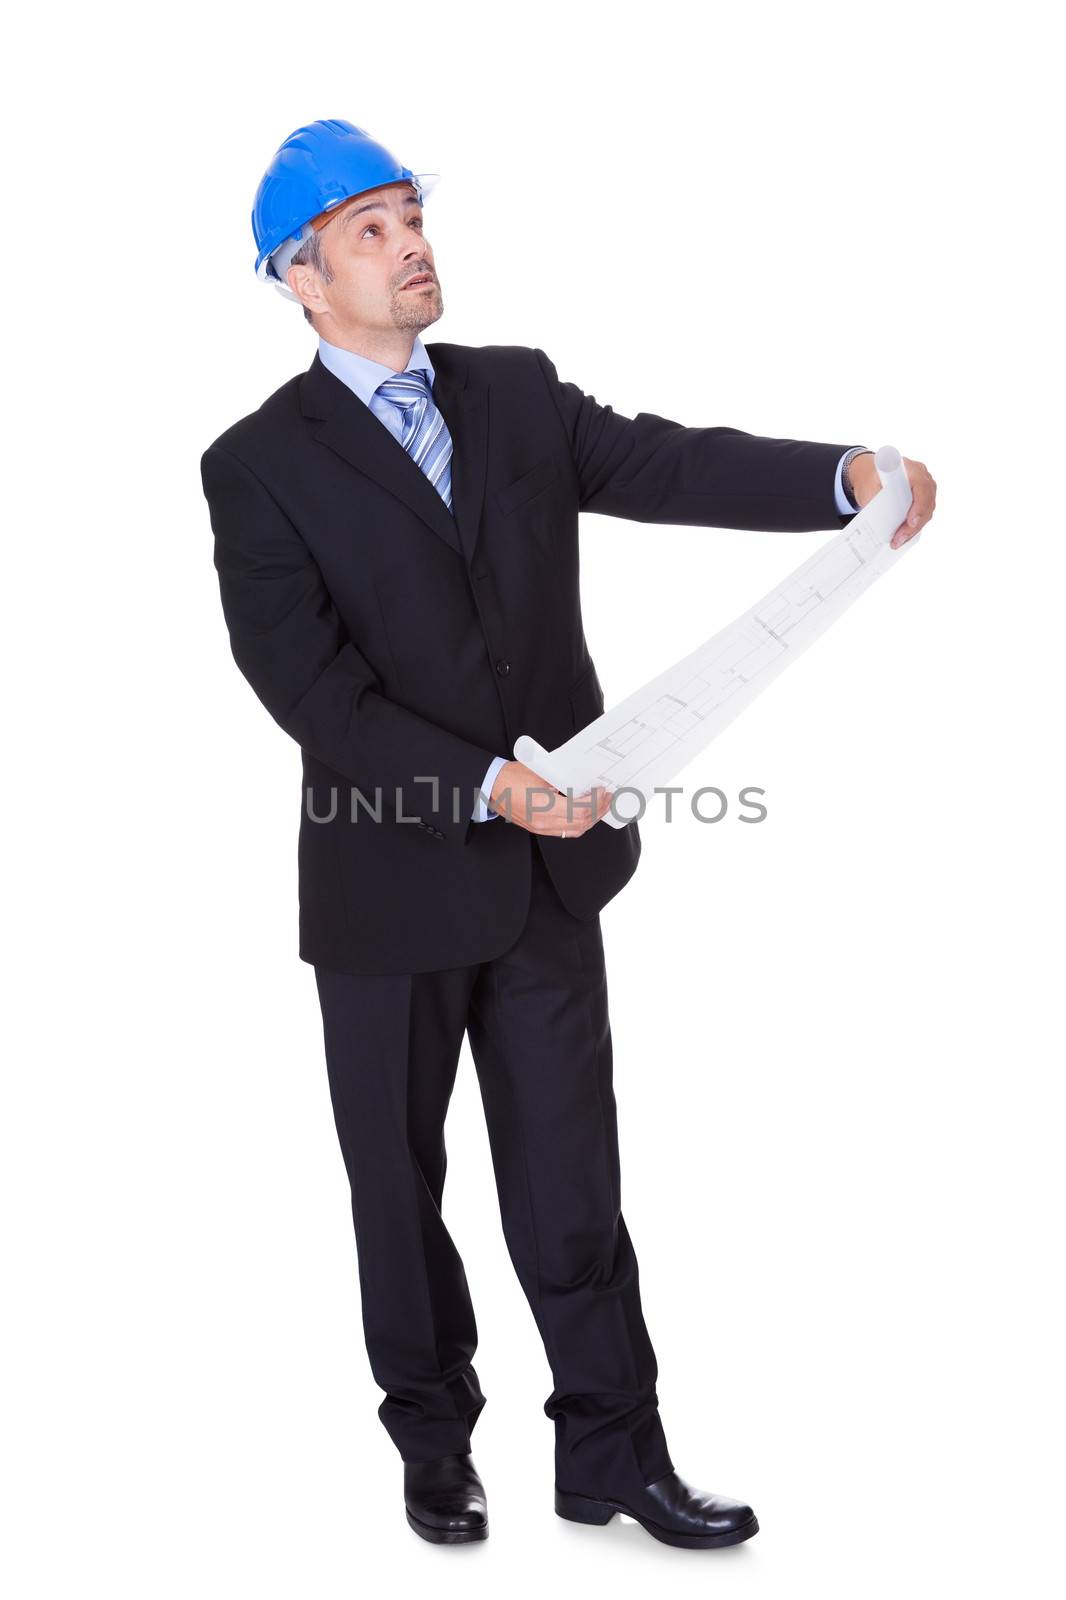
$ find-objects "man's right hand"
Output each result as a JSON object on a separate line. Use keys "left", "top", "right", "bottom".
{"left": 488, "top": 760, "right": 613, "bottom": 837}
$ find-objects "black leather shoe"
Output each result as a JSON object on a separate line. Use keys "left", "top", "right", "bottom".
{"left": 555, "top": 1469, "right": 758, "bottom": 1549}
{"left": 404, "top": 1452, "right": 488, "bottom": 1544}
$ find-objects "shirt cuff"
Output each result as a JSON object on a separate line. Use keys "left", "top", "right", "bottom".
{"left": 472, "top": 753, "right": 509, "bottom": 821}
{"left": 834, "top": 447, "right": 869, "bottom": 515}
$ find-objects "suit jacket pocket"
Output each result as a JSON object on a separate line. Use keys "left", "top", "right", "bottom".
{"left": 494, "top": 454, "right": 558, "bottom": 516}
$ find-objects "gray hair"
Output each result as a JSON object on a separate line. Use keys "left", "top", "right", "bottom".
{"left": 287, "top": 228, "right": 334, "bottom": 325}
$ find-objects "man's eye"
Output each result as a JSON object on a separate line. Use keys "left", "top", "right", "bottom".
{"left": 360, "top": 219, "right": 423, "bottom": 239}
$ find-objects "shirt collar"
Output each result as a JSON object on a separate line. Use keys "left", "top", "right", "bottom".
{"left": 316, "top": 333, "right": 435, "bottom": 407}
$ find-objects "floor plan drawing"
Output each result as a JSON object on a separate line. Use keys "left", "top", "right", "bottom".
{"left": 514, "top": 445, "right": 917, "bottom": 827}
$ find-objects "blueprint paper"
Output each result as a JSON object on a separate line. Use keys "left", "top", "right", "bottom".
{"left": 513, "top": 445, "right": 915, "bottom": 828}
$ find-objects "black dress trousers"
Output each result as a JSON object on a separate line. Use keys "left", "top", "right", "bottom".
{"left": 314, "top": 840, "right": 674, "bottom": 1500}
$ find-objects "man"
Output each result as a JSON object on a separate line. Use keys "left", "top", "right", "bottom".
{"left": 200, "top": 119, "right": 936, "bottom": 1550}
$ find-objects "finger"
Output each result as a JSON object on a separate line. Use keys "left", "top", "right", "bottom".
{"left": 566, "top": 789, "right": 603, "bottom": 829}
{"left": 536, "top": 804, "right": 584, "bottom": 836}
{"left": 591, "top": 787, "right": 616, "bottom": 825}
{"left": 558, "top": 795, "right": 604, "bottom": 836}
{"left": 532, "top": 785, "right": 615, "bottom": 836}
{"left": 908, "top": 469, "right": 935, "bottom": 523}
{"left": 892, "top": 502, "right": 928, "bottom": 547}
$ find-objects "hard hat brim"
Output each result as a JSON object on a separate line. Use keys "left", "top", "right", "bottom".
{"left": 257, "top": 170, "right": 441, "bottom": 296}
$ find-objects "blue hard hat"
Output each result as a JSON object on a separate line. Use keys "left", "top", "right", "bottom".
{"left": 251, "top": 118, "right": 439, "bottom": 297}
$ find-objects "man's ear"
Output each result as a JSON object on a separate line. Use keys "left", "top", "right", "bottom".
{"left": 287, "top": 262, "right": 325, "bottom": 320}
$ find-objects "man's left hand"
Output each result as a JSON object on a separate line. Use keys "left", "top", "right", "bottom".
{"left": 849, "top": 453, "right": 938, "bottom": 549}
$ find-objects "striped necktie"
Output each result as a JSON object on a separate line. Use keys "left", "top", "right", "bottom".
{"left": 374, "top": 368, "right": 454, "bottom": 512}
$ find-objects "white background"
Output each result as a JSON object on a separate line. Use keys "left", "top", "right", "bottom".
{"left": 5, "top": 1, "right": 1063, "bottom": 1595}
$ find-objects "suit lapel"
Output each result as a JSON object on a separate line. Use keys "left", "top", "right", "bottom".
{"left": 299, "top": 345, "right": 488, "bottom": 567}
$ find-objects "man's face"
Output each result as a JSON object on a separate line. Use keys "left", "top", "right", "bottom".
{"left": 289, "top": 179, "right": 442, "bottom": 338}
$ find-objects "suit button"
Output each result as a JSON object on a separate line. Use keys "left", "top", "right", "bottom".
{"left": 495, "top": 659, "right": 510, "bottom": 676}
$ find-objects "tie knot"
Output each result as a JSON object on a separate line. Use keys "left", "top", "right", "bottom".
{"left": 376, "top": 368, "right": 431, "bottom": 412}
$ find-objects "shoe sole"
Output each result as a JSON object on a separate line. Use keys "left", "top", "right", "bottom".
{"left": 405, "top": 1506, "right": 488, "bottom": 1544}
{"left": 555, "top": 1487, "right": 759, "bottom": 1549}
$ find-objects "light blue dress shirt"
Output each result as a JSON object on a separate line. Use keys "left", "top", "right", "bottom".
{"left": 317, "top": 334, "right": 863, "bottom": 824}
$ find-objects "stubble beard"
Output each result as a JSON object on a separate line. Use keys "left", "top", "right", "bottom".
{"left": 392, "top": 282, "right": 443, "bottom": 333}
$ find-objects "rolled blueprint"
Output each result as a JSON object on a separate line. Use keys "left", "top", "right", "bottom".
{"left": 514, "top": 446, "right": 915, "bottom": 828}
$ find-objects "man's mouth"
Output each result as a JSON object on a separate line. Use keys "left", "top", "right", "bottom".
{"left": 401, "top": 274, "right": 434, "bottom": 290}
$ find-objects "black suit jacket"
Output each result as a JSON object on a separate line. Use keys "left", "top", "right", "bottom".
{"left": 200, "top": 343, "right": 860, "bottom": 975}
